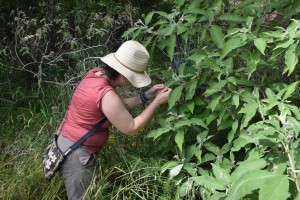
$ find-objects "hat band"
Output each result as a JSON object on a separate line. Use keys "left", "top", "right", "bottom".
{"left": 113, "top": 54, "right": 144, "bottom": 74}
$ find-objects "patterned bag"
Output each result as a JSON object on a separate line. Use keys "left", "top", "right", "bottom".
{"left": 42, "top": 117, "right": 107, "bottom": 181}
{"left": 42, "top": 134, "right": 66, "bottom": 180}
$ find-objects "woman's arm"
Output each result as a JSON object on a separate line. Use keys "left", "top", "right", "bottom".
{"left": 102, "top": 87, "right": 171, "bottom": 136}
{"left": 122, "top": 84, "right": 165, "bottom": 111}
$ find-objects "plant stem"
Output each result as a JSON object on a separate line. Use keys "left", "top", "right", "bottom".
{"left": 287, "top": 143, "right": 300, "bottom": 198}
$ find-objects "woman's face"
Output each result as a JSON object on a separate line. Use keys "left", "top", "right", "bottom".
{"left": 120, "top": 75, "right": 131, "bottom": 87}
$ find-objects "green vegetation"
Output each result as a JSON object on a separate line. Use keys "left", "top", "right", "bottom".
{"left": 1, "top": 0, "right": 300, "bottom": 199}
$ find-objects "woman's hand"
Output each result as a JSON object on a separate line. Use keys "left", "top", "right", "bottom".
{"left": 145, "top": 84, "right": 165, "bottom": 99}
{"left": 153, "top": 87, "right": 172, "bottom": 105}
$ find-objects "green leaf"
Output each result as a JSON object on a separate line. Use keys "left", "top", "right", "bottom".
{"left": 155, "top": 11, "right": 168, "bottom": 18}
{"left": 283, "top": 81, "right": 299, "bottom": 100}
{"left": 211, "top": 164, "right": 232, "bottom": 184}
{"left": 175, "top": 129, "right": 184, "bottom": 152}
{"left": 231, "top": 159, "right": 267, "bottom": 180}
{"left": 145, "top": 11, "right": 154, "bottom": 25}
{"left": 192, "top": 175, "right": 226, "bottom": 190}
{"left": 167, "top": 35, "right": 176, "bottom": 61}
{"left": 186, "top": 100, "right": 194, "bottom": 113}
{"left": 177, "top": 180, "right": 190, "bottom": 197}
{"left": 238, "top": 101, "right": 258, "bottom": 129}
{"left": 226, "top": 170, "right": 278, "bottom": 200}
{"left": 274, "top": 39, "right": 294, "bottom": 50}
{"left": 217, "top": 13, "right": 246, "bottom": 22}
{"left": 183, "top": 15, "right": 197, "bottom": 25}
{"left": 185, "top": 8, "right": 207, "bottom": 15}
{"left": 190, "top": 118, "right": 208, "bottom": 129}
{"left": 176, "top": 23, "right": 189, "bottom": 34}
{"left": 188, "top": 53, "right": 206, "bottom": 65}
{"left": 207, "top": 93, "right": 222, "bottom": 112}
{"left": 146, "top": 127, "right": 172, "bottom": 140}
{"left": 169, "top": 164, "right": 184, "bottom": 178}
{"left": 204, "top": 142, "right": 219, "bottom": 155}
{"left": 232, "top": 94, "right": 239, "bottom": 108}
{"left": 259, "top": 175, "right": 289, "bottom": 200}
{"left": 265, "top": 88, "right": 277, "bottom": 101}
{"left": 209, "top": 192, "right": 227, "bottom": 200}
{"left": 185, "top": 79, "right": 198, "bottom": 100}
{"left": 157, "top": 25, "right": 175, "bottom": 36}
{"left": 161, "top": 161, "right": 179, "bottom": 174}
{"left": 284, "top": 43, "right": 298, "bottom": 76}
{"left": 210, "top": 25, "right": 224, "bottom": 49}
{"left": 221, "top": 37, "right": 246, "bottom": 59}
{"left": 204, "top": 80, "right": 227, "bottom": 96}
{"left": 247, "top": 51, "right": 261, "bottom": 79}
{"left": 228, "top": 121, "right": 238, "bottom": 143}
{"left": 254, "top": 38, "right": 266, "bottom": 55}
{"left": 168, "top": 85, "right": 184, "bottom": 109}
{"left": 174, "top": 119, "right": 192, "bottom": 128}
{"left": 122, "top": 27, "right": 140, "bottom": 38}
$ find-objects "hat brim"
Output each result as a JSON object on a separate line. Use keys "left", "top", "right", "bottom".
{"left": 100, "top": 53, "right": 151, "bottom": 88}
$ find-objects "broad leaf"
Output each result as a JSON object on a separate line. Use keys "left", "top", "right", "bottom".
{"left": 204, "top": 142, "right": 219, "bottom": 155}
{"left": 231, "top": 158, "right": 267, "bottom": 180}
{"left": 192, "top": 175, "right": 226, "bottom": 190}
{"left": 217, "top": 13, "right": 246, "bottom": 22}
{"left": 247, "top": 51, "right": 261, "bottom": 79}
{"left": 186, "top": 100, "right": 194, "bottom": 113}
{"left": 254, "top": 38, "right": 266, "bottom": 55}
{"left": 232, "top": 94, "right": 239, "bottom": 108}
{"left": 175, "top": 129, "right": 184, "bottom": 152}
{"left": 283, "top": 81, "right": 299, "bottom": 100}
{"left": 211, "top": 164, "right": 232, "bottom": 184}
{"left": 161, "top": 161, "right": 180, "bottom": 174}
{"left": 204, "top": 80, "right": 227, "bottom": 96}
{"left": 274, "top": 39, "right": 294, "bottom": 50}
{"left": 259, "top": 175, "right": 289, "bottom": 200}
{"left": 146, "top": 127, "right": 172, "bottom": 140}
{"left": 168, "top": 85, "right": 184, "bottom": 109}
{"left": 238, "top": 100, "right": 258, "bottom": 129}
{"left": 226, "top": 170, "right": 279, "bottom": 200}
{"left": 284, "top": 43, "right": 298, "bottom": 76}
{"left": 228, "top": 120, "right": 238, "bottom": 143}
{"left": 185, "top": 79, "right": 198, "bottom": 100}
{"left": 167, "top": 35, "right": 176, "bottom": 61}
{"left": 169, "top": 164, "right": 184, "bottom": 178}
{"left": 210, "top": 25, "right": 224, "bottom": 49}
{"left": 157, "top": 25, "right": 175, "bottom": 36}
{"left": 221, "top": 36, "right": 246, "bottom": 59}
{"left": 190, "top": 118, "right": 208, "bottom": 129}
{"left": 206, "top": 93, "right": 222, "bottom": 112}
{"left": 176, "top": 23, "right": 189, "bottom": 34}
{"left": 177, "top": 180, "right": 190, "bottom": 197}
{"left": 188, "top": 53, "right": 206, "bottom": 65}
{"left": 145, "top": 11, "right": 154, "bottom": 25}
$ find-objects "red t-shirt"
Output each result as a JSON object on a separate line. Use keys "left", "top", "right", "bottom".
{"left": 59, "top": 67, "right": 114, "bottom": 153}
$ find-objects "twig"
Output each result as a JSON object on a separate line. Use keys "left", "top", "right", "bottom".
{"left": 0, "top": 97, "right": 15, "bottom": 104}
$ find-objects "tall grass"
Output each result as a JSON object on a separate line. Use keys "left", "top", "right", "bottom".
{"left": 84, "top": 155, "right": 176, "bottom": 200}
{"left": 0, "top": 83, "right": 69, "bottom": 199}
{"left": 0, "top": 80, "right": 177, "bottom": 199}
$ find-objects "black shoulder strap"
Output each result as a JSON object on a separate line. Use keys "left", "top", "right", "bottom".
{"left": 63, "top": 117, "right": 107, "bottom": 156}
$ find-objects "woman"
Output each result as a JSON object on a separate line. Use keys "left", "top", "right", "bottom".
{"left": 56, "top": 40, "right": 172, "bottom": 199}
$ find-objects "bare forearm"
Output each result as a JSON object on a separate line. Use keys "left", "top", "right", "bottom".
{"left": 128, "top": 99, "right": 160, "bottom": 135}
{"left": 122, "top": 94, "right": 145, "bottom": 111}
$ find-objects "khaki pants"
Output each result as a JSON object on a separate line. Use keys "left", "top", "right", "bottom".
{"left": 57, "top": 133, "right": 97, "bottom": 200}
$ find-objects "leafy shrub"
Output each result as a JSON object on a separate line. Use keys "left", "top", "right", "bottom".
{"left": 124, "top": 0, "right": 300, "bottom": 199}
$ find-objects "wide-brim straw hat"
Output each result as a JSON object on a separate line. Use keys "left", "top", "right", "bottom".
{"left": 100, "top": 40, "right": 151, "bottom": 88}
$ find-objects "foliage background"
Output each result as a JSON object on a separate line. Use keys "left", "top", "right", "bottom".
{"left": 1, "top": 0, "right": 300, "bottom": 199}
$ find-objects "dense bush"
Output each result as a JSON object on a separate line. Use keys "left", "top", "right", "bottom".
{"left": 124, "top": 0, "right": 300, "bottom": 199}
{"left": 1, "top": 0, "right": 300, "bottom": 199}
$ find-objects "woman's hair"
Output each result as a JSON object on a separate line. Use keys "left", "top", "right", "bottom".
{"left": 101, "top": 63, "right": 120, "bottom": 80}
